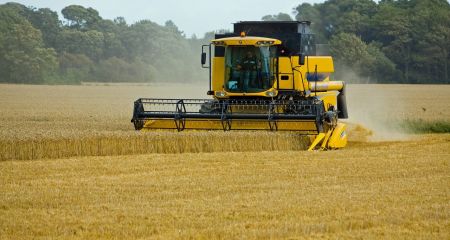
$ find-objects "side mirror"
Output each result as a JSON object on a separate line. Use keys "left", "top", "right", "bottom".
{"left": 201, "top": 52, "right": 207, "bottom": 65}
{"left": 299, "top": 54, "right": 306, "bottom": 65}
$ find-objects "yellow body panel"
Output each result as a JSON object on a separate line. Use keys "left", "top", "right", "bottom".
{"left": 320, "top": 129, "right": 333, "bottom": 149}
{"left": 309, "top": 81, "right": 344, "bottom": 92}
{"left": 292, "top": 56, "right": 310, "bottom": 92}
{"left": 143, "top": 118, "right": 347, "bottom": 150}
{"left": 307, "top": 133, "right": 325, "bottom": 151}
{"left": 271, "top": 56, "right": 310, "bottom": 92}
{"left": 303, "top": 56, "right": 334, "bottom": 73}
{"left": 313, "top": 91, "right": 339, "bottom": 110}
{"left": 143, "top": 119, "right": 318, "bottom": 133}
{"left": 327, "top": 123, "right": 348, "bottom": 149}
{"left": 276, "top": 57, "right": 295, "bottom": 90}
{"left": 307, "top": 123, "right": 347, "bottom": 151}
{"left": 221, "top": 89, "right": 278, "bottom": 98}
{"left": 212, "top": 57, "right": 225, "bottom": 91}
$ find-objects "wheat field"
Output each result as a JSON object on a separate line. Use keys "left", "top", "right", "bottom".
{"left": 0, "top": 83, "right": 449, "bottom": 239}
{"left": 1, "top": 84, "right": 449, "bottom": 160}
{"left": 0, "top": 83, "right": 313, "bottom": 161}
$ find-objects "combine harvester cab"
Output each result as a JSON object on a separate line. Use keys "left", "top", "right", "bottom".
{"left": 132, "top": 21, "right": 348, "bottom": 151}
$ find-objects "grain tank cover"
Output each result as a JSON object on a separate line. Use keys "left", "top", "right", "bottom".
{"left": 234, "top": 21, "right": 312, "bottom": 35}
{"left": 232, "top": 21, "right": 316, "bottom": 56}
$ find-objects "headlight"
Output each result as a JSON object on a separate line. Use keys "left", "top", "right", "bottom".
{"left": 215, "top": 91, "right": 227, "bottom": 97}
{"left": 265, "top": 90, "right": 276, "bottom": 97}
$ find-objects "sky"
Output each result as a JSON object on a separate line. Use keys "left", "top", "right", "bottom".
{"left": 0, "top": 0, "right": 325, "bottom": 37}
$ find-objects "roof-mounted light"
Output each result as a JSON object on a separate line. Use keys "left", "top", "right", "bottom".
{"left": 213, "top": 41, "right": 225, "bottom": 46}
{"left": 256, "top": 41, "right": 275, "bottom": 45}
{"left": 240, "top": 31, "right": 246, "bottom": 37}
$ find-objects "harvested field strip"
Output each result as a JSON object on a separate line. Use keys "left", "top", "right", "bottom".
{"left": 1, "top": 134, "right": 449, "bottom": 239}
{"left": 0, "top": 131, "right": 310, "bottom": 161}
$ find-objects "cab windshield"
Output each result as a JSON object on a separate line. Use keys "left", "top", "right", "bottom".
{"left": 224, "top": 45, "right": 276, "bottom": 93}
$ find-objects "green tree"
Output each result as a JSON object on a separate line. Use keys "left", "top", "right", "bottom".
{"left": 56, "top": 29, "right": 104, "bottom": 61}
{"left": 372, "top": 2, "right": 413, "bottom": 82}
{"left": 58, "top": 52, "right": 93, "bottom": 83}
{"left": 329, "top": 32, "right": 397, "bottom": 83}
{"left": 24, "top": 8, "right": 60, "bottom": 47}
{"left": 0, "top": 5, "right": 58, "bottom": 84}
{"left": 318, "top": 0, "right": 377, "bottom": 40}
{"left": 294, "top": 3, "right": 326, "bottom": 43}
{"left": 90, "top": 19, "right": 127, "bottom": 59}
{"left": 92, "top": 57, "right": 155, "bottom": 82}
{"left": 409, "top": 0, "right": 450, "bottom": 83}
{"left": 366, "top": 42, "right": 402, "bottom": 83}
{"left": 293, "top": 0, "right": 450, "bottom": 83}
{"left": 120, "top": 20, "right": 160, "bottom": 61}
{"left": 61, "top": 5, "right": 101, "bottom": 30}
{"left": 329, "top": 32, "right": 371, "bottom": 82}
{"left": 165, "top": 20, "right": 184, "bottom": 36}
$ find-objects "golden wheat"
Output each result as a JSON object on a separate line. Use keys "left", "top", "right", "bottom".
{"left": 1, "top": 83, "right": 449, "bottom": 161}
{"left": 0, "top": 84, "right": 313, "bottom": 160}
{"left": 0, "top": 131, "right": 310, "bottom": 161}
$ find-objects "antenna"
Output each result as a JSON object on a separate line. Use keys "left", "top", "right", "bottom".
{"left": 314, "top": 64, "right": 318, "bottom": 97}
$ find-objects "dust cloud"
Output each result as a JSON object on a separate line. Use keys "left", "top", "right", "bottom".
{"left": 345, "top": 84, "right": 412, "bottom": 142}
{"left": 334, "top": 65, "right": 412, "bottom": 141}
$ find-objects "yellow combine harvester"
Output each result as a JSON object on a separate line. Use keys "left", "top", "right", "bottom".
{"left": 132, "top": 21, "right": 348, "bottom": 150}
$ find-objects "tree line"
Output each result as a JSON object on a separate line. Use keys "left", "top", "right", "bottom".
{"left": 0, "top": 2, "right": 210, "bottom": 84}
{"left": 291, "top": 0, "right": 450, "bottom": 83}
{"left": 0, "top": 0, "right": 449, "bottom": 84}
